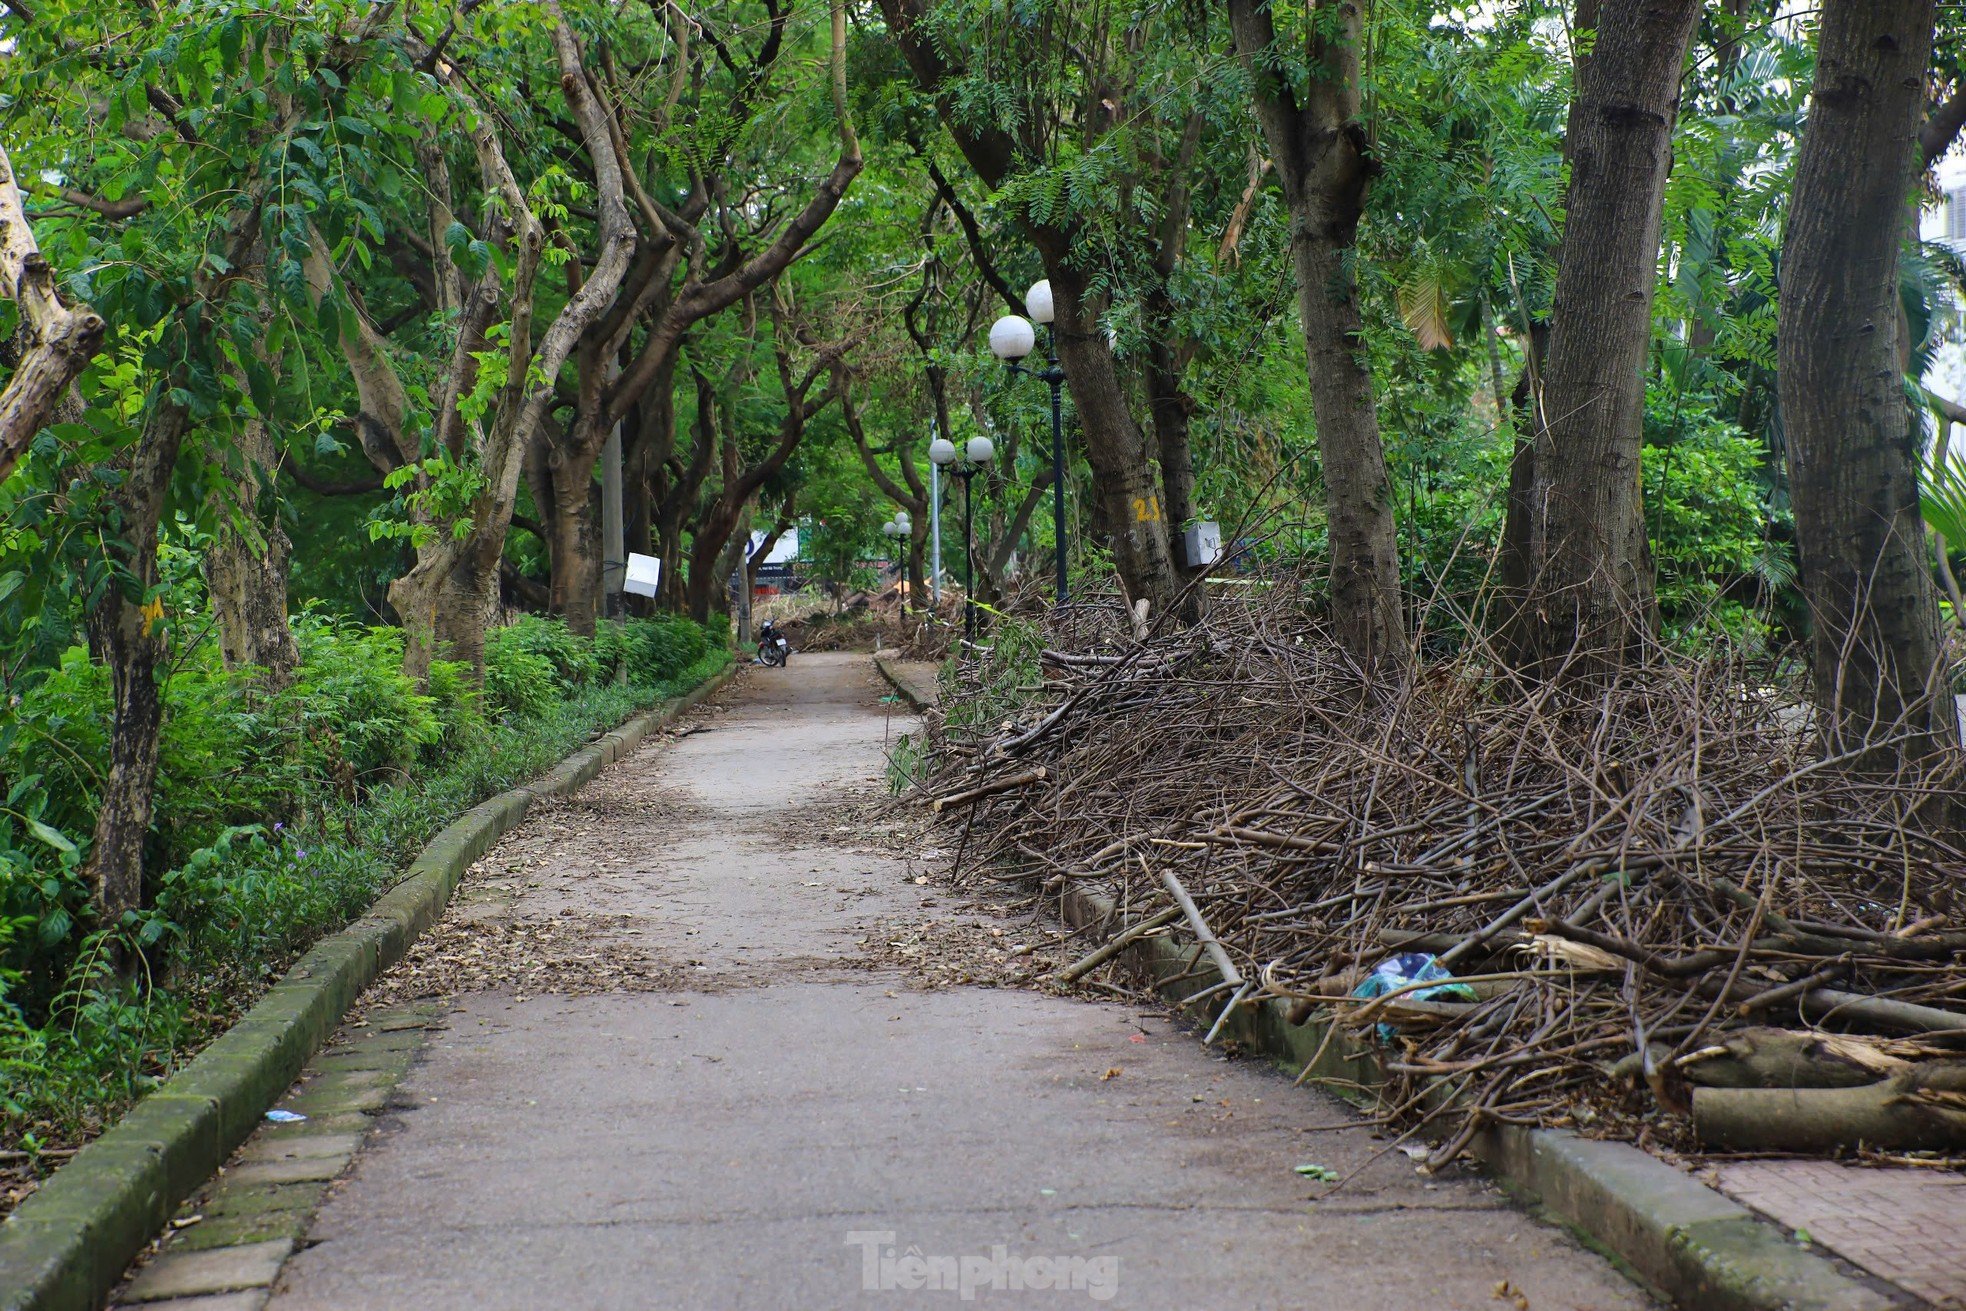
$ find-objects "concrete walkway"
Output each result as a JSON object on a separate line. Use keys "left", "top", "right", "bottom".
{"left": 208, "top": 654, "right": 1647, "bottom": 1309}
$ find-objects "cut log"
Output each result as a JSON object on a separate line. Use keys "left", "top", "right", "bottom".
{"left": 1675, "top": 1027, "right": 1918, "bottom": 1089}
{"left": 1693, "top": 1062, "right": 1966, "bottom": 1152}
{"left": 1801, "top": 989, "right": 1966, "bottom": 1037}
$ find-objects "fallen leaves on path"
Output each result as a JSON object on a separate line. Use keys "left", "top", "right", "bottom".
{"left": 365, "top": 908, "right": 684, "bottom": 1007}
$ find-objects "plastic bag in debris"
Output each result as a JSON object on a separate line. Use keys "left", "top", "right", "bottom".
{"left": 1352, "top": 952, "right": 1478, "bottom": 1041}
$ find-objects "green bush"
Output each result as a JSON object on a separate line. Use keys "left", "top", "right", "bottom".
{"left": 612, "top": 616, "right": 710, "bottom": 685}
{"left": 0, "top": 609, "right": 731, "bottom": 1148}
{"left": 1641, "top": 390, "right": 1777, "bottom": 647}
{"left": 484, "top": 643, "right": 559, "bottom": 718}
{"left": 424, "top": 659, "right": 487, "bottom": 748}
{"left": 282, "top": 619, "right": 441, "bottom": 787}
{"left": 594, "top": 618, "right": 634, "bottom": 679}
{"left": 486, "top": 615, "right": 599, "bottom": 693}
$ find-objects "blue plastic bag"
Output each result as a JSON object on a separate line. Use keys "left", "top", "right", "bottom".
{"left": 1352, "top": 952, "right": 1477, "bottom": 1041}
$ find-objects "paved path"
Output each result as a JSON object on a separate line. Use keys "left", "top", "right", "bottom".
{"left": 164, "top": 653, "right": 1652, "bottom": 1310}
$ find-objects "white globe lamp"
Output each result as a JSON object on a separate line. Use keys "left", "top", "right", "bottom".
{"left": 988, "top": 314, "right": 1036, "bottom": 362}
{"left": 1026, "top": 279, "right": 1054, "bottom": 325}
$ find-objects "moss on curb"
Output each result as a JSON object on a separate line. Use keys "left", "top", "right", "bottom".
{"left": 0, "top": 664, "right": 736, "bottom": 1311}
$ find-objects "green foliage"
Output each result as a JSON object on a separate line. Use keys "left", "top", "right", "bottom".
{"left": 487, "top": 616, "right": 601, "bottom": 697}
{"left": 0, "top": 615, "right": 728, "bottom": 1147}
{"left": 1641, "top": 391, "right": 1778, "bottom": 646}
{"left": 483, "top": 644, "right": 558, "bottom": 719}
{"left": 939, "top": 614, "right": 1044, "bottom": 735}
{"left": 601, "top": 616, "right": 712, "bottom": 686}
{"left": 283, "top": 619, "right": 442, "bottom": 786}
{"left": 885, "top": 731, "right": 926, "bottom": 796}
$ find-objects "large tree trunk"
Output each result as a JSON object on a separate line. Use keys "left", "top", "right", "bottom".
{"left": 546, "top": 459, "right": 603, "bottom": 635}
{"left": 906, "top": 526, "right": 927, "bottom": 613}
{"left": 1227, "top": 0, "right": 1403, "bottom": 670}
{"left": 1145, "top": 114, "right": 1205, "bottom": 601}
{"left": 205, "top": 405, "right": 299, "bottom": 687}
{"left": 85, "top": 402, "right": 190, "bottom": 928}
{"left": 1779, "top": 0, "right": 1957, "bottom": 761}
{"left": 1043, "top": 262, "right": 1182, "bottom": 622}
{"left": 1496, "top": 321, "right": 1548, "bottom": 647}
{"left": 1502, "top": 0, "right": 1699, "bottom": 674}
{"left": 207, "top": 322, "right": 299, "bottom": 688}
{"left": 685, "top": 509, "right": 741, "bottom": 622}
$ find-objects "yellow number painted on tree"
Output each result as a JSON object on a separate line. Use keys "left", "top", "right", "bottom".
{"left": 1132, "top": 495, "right": 1162, "bottom": 523}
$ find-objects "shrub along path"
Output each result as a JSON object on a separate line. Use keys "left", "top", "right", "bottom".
{"left": 117, "top": 654, "right": 1648, "bottom": 1310}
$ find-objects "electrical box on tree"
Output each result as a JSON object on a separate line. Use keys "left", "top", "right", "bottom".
{"left": 624, "top": 553, "right": 662, "bottom": 598}
{"left": 1180, "top": 521, "right": 1223, "bottom": 569}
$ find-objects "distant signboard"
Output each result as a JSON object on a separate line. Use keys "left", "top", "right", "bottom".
{"left": 748, "top": 527, "right": 799, "bottom": 565}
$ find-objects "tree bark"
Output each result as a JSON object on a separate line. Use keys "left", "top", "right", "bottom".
{"left": 205, "top": 402, "right": 299, "bottom": 686}
{"left": 1226, "top": 0, "right": 1403, "bottom": 670}
{"left": 84, "top": 401, "right": 189, "bottom": 928}
{"left": 205, "top": 285, "right": 300, "bottom": 687}
{"left": 546, "top": 459, "right": 603, "bottom": 634}
{"left": 0, "top": 140, "right": 106, "bottom": 485}
{"left": 1144, "top": 112, "right": 1204, "bottom": 601}
{"left": 1779, "top": 0, "right": 1958, "bottom": 762}
{"left": 1503, "top": 0, "right": 1699, "bottom": 675}
{"left": 376, "top": 12, "right": 637, "bottom": 680}
{"left": 1043, "top": 262, "right": 1182, "bottom": 620}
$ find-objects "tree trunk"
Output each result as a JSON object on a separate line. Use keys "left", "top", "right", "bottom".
{"left": 1291, "top": 230, "right": 1405, "bottom": 666}
{"left": 1779, "top": 0, "right": 1958, "bottom": 761}
{"left": 1043, "top": 262, "right": 1182, "bottom": 622}
{"left": 1504, "top": 0, "right": 1699, "bottom": 674}
{"left": 205, "top": 413, "right": 299, "bottom": 688}
{"left": 1226, "top": 0, "right": 1404, "bottom": 670}
{"left": 84, "top": 402, "right": 189, "bottom": 928}
{"left": 0, "top": 141, "right": 106, "bottom": 485}
{"left": 1145, "top": 113, "right": 1204, "bottom": 601}
{"left": 546, "top": 461, "right": 603, "bottom": 636}
{"left": 1146, "top": 337, "right": 1199, "bottom": 582}
{"left": 207, "top": 328, "right": 299, "bottom": 687}
{"left": 685, "top": 511, "right": 737, "bottom": 622}
{"left": 906, "top": 525, "right": 927, "bottom": 613}
{"left": 1496, "top": 321, "right": 1548, "bottom": 644}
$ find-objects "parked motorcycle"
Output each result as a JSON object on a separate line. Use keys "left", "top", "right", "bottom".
{"left": 755, "top": 620, "right": 792, "bottom": 667}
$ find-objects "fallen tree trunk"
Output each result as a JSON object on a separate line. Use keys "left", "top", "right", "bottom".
{"left": 1667, "top": 1027, "right": 1920, "bottom": 1090}
{"left": 1693, "top": 1062, "right": 1966, "bottom": 1151}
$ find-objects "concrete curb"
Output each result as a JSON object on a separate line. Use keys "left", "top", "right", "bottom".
{"left": 1053, "top": 883, "right": 1907, "bottom": 1311}
{"left": 0, "top": 662, "right": 737, "bottom": 1311}
{"left": 871, "top": 652, "right": 935, "bottom": 714}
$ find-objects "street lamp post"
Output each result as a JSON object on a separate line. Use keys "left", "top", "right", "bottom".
{"left": 989, "top": 279, "right": 1068, "bottom": 603}
{"left": 882, "top": 509, "right": 912, "bottom": 607}
{"left": 929, "top": 434, "right": 996, "bottom": 644}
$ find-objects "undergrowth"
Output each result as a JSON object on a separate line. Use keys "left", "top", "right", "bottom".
{"left": 0, "top": 619, "right": 729, "bottom": 1167}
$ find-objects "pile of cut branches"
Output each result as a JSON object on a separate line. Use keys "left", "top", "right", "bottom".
{"left": 919, "top": 582, "right": 1966, "bottom": 1162}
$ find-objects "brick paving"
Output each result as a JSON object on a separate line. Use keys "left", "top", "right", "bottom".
{"left": 1717, "top": 1159, "right": 1966, "bottom": 1308}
